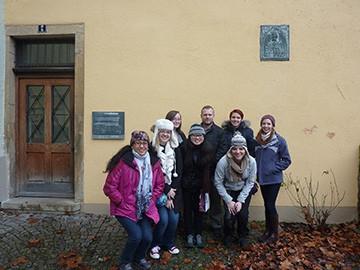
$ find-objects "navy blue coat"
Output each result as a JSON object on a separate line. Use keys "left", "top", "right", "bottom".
{"left": 216, "top": 120, "right": 256, "bottom": 160}
{"left": 255, "top": 132, "right": 291, "bottom": 185}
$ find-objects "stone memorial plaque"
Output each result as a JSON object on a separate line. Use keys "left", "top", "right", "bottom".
{"left": 260, "top": 25, "right": 289, "bottom": 61}
{"left": 92, "top": 112, "right": 125, "bottom": 139}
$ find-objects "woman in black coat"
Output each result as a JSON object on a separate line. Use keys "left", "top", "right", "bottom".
{"left": 216, "top": 109, "right": 256, "bottom": 160}
{"left": 182, "top": 124, "right": 214, "bottom": 248}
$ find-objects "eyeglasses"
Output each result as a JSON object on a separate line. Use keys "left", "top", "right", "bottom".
{"left": 190, "top": 134, "right": 204, "bottom": 138}
{"left": 134, "top": 141, "right": 148, "bottom": 147}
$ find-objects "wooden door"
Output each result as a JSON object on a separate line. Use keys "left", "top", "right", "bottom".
{"left": 17, "top": 78, "right": 74, "bottom": 197}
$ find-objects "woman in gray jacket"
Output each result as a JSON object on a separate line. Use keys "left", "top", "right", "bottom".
{"left": 214, "top": 132, "right": 256, "bottom": 247}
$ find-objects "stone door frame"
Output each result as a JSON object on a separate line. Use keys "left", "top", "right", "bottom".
{"left": 4, "top": 24, "right": 84, "bottom": 203}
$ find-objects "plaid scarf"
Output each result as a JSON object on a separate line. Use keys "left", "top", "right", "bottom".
{"left": 256, "top": 129, "right": 275, "bottom": 145}
{"left": 133, "top": 150, "right": 153, "bottom": 219}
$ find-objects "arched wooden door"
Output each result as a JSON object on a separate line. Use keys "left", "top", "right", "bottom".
{"left": 17, "top": 78, "right": 74, "bottom": 198}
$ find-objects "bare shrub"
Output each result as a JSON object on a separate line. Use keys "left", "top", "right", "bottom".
{"left": 284, "top": 169, "right": 345, "bottom": 229}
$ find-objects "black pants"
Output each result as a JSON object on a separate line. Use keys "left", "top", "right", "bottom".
{"left": 260, "top": 183, "right": 281, "bottom": 219}
{"left": 183, "top": 188, "right": 203, "bottom": 235}
{"left": 209, "top": 180, "right": 223, "bottom": 230}
{"left": 223, "top": 190, "right": 252, "bottom": 238}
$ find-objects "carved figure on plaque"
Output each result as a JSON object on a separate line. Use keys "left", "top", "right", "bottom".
{"left": 260, "top": 25, "right": 289, "bottom": 61}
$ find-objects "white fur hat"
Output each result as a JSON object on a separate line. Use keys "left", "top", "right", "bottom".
{"left": 155, "top": 119, "right": 173, "bottom": 131}
{"left": 152, "top": 119, "right": 179, "bottom": 148}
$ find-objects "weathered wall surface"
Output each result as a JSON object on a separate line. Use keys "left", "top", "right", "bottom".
{"left": 5, "top": 0, "right": 360, "bottom": 220}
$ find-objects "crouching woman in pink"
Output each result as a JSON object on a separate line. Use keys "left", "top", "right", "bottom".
{"left": 103, "top": 131, "right": 164, "bottom": 270}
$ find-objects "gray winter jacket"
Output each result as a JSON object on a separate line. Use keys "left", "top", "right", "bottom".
{"left": 214, "top": 155, "right": 256, "bottom": 203}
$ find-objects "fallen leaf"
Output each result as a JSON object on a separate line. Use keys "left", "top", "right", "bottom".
{"left": 27, "top": 217, "right": 39, "bottom": 224}
{"left": 56, "top": 229, "right": 65, "bottom": 235}
{"left": 207, "top": 238, "right": 217, "bottom": 244}
{"left": 159, "top": 251, "right": 171, "bottom": 265}
{"left": 319, "top": 247, "right": 335, "bottom": 257}
{"left": 57, "top": 251, "right": 83, "bottom": 269}
{"left": 11, "top": 257, "right": 29, "bottom": 267}
{"left": 201, "top": 247, "right": 216, "bottom": 255}
{"left": 183, "top": 258, "right": 192, "bottom": 264}
{"left": 28, "top": 239, "right": 41, "bottom": 248}
{"left": 280, "top": 259, "right": 293, "bottom": 269}
{"left": 102, "top": 256, "right": 111, "bottom": 262}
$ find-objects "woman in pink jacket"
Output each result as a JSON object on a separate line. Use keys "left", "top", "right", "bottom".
{"left": 103, "top": 130, "right": 165, "bottom": 270}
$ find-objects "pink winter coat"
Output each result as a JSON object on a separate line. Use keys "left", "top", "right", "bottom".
{"left": 103, "top": 150, "right": 165, "bottom": 224}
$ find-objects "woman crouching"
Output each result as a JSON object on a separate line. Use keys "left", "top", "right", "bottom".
{"left": 214, "top": 132, "right": 256, "bottom": 247}
{"left": 103, "top": 131, "right": 165, "bottom": 270}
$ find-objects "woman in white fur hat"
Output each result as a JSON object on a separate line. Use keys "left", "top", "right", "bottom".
{"left": 149, "top": 119, "right": 183, "bottom": 260}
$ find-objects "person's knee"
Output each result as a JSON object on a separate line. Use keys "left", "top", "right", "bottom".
{"left": 238, "top": 209, "right": 249, "bottom": 220}
{"left": 128, "top": 230, "right": 142, "bottom": 244}
{"left": 168, "top": 212, "right": 179, "bottom": 225}
{"left": 142, "top": 230, "right": 153, "bottom": 244}
{"left": 158, "top": 215, "right": 169, "bottom": 229}
{"left": 224, "top": 216, "right": 233, "bottom": 226}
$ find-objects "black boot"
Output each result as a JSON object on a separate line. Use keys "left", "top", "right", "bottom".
{"left": 265, "top": 214, "right": 279, "bottom": 243}
{"left": 238, "top": 235, "right": 249, "bottom": 248}
{"left": 258, "top": 214, "right": 270, "bottom": 242}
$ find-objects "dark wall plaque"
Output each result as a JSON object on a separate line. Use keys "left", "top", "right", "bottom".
{"left": 92, "top": 112, "right": 125, "bottom": 140}
{"left": 260, "top": 25, "right": 289, "bottom": 61}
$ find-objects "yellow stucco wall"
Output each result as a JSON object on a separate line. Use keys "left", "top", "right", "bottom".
{"left": 5, "top": 0, "right": 360, "bottom": 210}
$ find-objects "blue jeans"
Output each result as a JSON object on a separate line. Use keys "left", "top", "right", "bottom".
{"left": 151, "top": 206, "right": 179, "bottom": 249}
{"left": 116, "top": 216, "right": 153, "bottom": 265}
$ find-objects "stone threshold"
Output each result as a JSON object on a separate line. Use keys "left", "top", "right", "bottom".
{"left": 1, "top": 197, "right": 81, "bottom": 213}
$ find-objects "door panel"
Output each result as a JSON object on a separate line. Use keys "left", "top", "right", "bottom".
{"left": 17, "top": 78, "right": 74, "bottom": 197}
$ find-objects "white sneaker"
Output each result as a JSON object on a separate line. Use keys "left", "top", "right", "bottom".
{"left": 149, "top": 246, "right": 161, "bottom": 260}
{"left": 168, "top": 246, "right": 180, "bottom": 255}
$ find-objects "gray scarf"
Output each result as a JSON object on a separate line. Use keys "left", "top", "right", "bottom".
{"left": 226, "top": 149, "right": 249, "bottom": 182}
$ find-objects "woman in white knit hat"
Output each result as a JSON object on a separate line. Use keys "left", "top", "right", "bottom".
{"left": 149, "top": 119, "right": 183, "bottom": 260}
{"left": 214, "top": 132, "right": 256, "bottom": 248}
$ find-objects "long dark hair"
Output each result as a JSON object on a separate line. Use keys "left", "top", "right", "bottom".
{"left": 165, "top": 110, "right": 183, "bottom": 132}
{"left": 104, "top": 145, "right": 132, "bottom": 173}
{"left": 183, "top": 139, "right": 214, "bottom": 169}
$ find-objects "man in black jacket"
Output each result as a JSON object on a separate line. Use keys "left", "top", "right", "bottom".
{"left": 200, "top": 105, "right": 224, "bottom": 239}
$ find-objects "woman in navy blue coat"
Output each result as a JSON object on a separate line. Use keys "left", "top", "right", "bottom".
{"left": 255, "top": 114, "right": 291, "bottom": 243}
{"left": 216, "top": 109, "right": 256, "bottom": 161}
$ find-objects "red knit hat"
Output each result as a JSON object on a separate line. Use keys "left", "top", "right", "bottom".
{"left": 260, "top": 114, "right": 276, "bottom": 127}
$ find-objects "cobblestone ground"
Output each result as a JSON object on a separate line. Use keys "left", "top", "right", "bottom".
{"left": 0, "top": 210, "right": 125, "bottom": 270}
{"left": 0, "top": 210, "right": 264, "bottom": 270}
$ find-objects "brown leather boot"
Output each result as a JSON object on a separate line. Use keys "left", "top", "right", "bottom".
{"left": 265, "top": 214, "right": 279, "bottom": 243}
